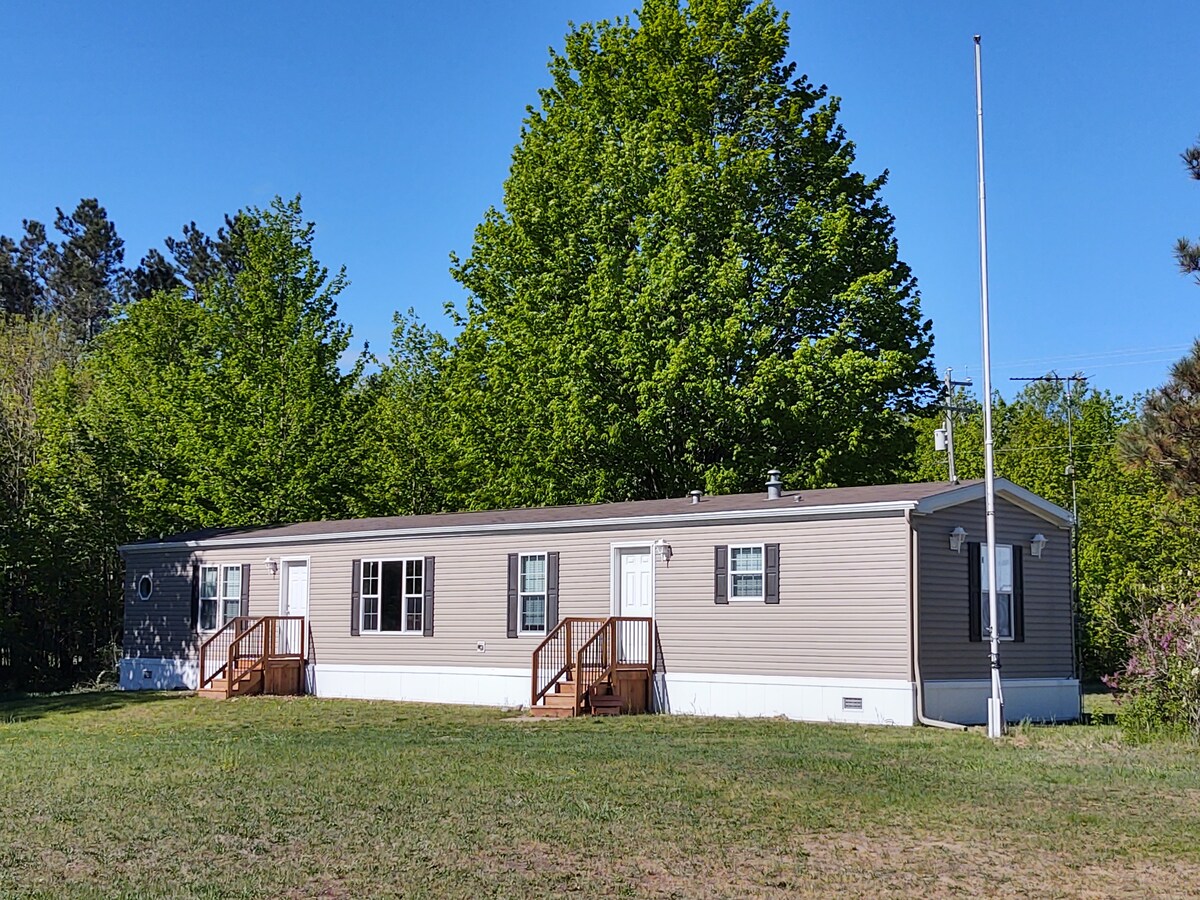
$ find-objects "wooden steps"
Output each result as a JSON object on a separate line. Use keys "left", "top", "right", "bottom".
{"left": 197, "top": 661, "right": 263, "bottom": 699}
{"left": 197, "top": 615, "right": 306, "bottom": 700}
{"left": 528, "top": 668, "right": 649, "bottom": 717}
{"left": 528, "top": 616, "right": 654, "bottom": 717}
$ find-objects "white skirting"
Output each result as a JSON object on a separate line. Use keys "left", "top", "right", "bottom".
{"left": 312, "top": 663, "right": 916, "bottom": 726}
{"left": 923, "top": 677, "right": 1081, "bottom": 724}
{"left": 121, "top": 657, "right": 1077, "bottom": 727}
{"left": 119, "top": 656, "right": 198, "bottom": 690}
{"left": 659, "top": 671, "right": 915, "bottom": 726}
{"left": 312, "top": 663, "right": 531, "bottom": 708}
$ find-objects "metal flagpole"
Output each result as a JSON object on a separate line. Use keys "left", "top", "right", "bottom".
{"left": 974, "top": 34, "right": 1004, "bottom": 738}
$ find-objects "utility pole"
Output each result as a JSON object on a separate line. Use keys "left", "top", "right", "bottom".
{"left": 1010, "top": 372, "right": 1086, "bottom": 526}
{"left": 939, "top": 368, "right": 974, "bottom": 484}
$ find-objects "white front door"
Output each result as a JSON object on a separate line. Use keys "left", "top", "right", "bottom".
{"left": 618, "top": 549, "right": 654, "bottom": 618}
{"left": 281, "top": 561, "right": 309, "bottom": 654}
{"left": 617, "top": 549, "right": 654, "bottom": 663}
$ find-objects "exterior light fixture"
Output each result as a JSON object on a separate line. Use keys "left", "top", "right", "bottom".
{"left": 1030, "top": 534, "right": 1047, "bottom": 559}
{"left": 949, "top": 527, "right": 968, "bottom": 553}
{"left": 265, "top": 557, "right": 279, "bottom": 576}
{"left": 654, "top": 540, "right": 673, "bottom": 565}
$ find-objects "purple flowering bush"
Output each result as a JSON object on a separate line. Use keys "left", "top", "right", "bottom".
{"left": 1105, "top": 593, "right": 1200, "bottom": 742}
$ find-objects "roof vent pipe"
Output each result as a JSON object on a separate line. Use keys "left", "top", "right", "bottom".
{"left": 689, "top": 490, "right": 703, "bottom": 505}
{"left": 766, "top": 469, "right": 783, "bottom": 501}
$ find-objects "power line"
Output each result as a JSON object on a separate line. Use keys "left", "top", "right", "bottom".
{"left": 942, "top": 343, "right": 1191, "bottom": 375}
{"left": 996, "top": 343, "right": 1190, "bottom": 366}
{"left": 1010, "top": 372, "right": 1086, "bottom": 683}
{"left": 994, "top": 442, "right": 1115, "bottom": 453}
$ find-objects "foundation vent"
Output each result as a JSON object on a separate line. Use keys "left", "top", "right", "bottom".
{"left": 841, "top": 696, "right": 863, "bottom": 711}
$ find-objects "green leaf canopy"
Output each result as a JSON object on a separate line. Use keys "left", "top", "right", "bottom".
{"left": 441, "top": 0, "right": 935, "bottom": 506}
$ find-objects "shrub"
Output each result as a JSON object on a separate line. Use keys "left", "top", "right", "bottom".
{"left": 1106, "top": 593, "right": 1200, "bottom": 742}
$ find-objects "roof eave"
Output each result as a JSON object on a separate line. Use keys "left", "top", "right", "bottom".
{"left": 118, "top": 499, "right": 919, "bottom": 553}
{"left": 912, "top": 478, "right": 1073, "bottom": 528}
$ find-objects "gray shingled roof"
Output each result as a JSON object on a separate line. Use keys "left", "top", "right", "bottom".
{"left": 126, "top": 480, "right": 983, "bottom": 548}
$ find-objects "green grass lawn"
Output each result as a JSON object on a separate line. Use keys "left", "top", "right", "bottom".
{"left": 2, "top": 693, "right": 1198, "bottom": 899}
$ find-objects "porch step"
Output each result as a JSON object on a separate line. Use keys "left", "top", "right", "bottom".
{"left": 589, "top": 693, "right": 624, "bottom": 715}
{"left": 541, "top": 691, "right": 579, "bottom": 709}
{"left": 197, "top": 680, "right": 228, "bottom": 700}
{"left": 196, "top": 669, "right": 264, "bottom": 699}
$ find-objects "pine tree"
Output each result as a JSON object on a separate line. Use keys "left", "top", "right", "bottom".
{"left": 43, "top": 199, "right": 127, "bottom": 339}
{"left": 1176, "top": 137, "right": 1200, "bottom": 283}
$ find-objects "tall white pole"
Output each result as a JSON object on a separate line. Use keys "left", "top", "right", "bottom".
{"left": 974, "top": 34, "right": 1004, "bottom": 738}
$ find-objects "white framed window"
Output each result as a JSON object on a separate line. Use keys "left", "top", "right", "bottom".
{"left": 519, "top": 553, "right": 547, "bottom": 634}
{"left": 729, "top": 545, "right": 765, "bottom": 602}
{"left": 198, "top": 564, "right": 241, "bottom": 632}
{"left": 136, "top": 574, "right": 154, "bottom": 601}
{"left": 980, "top": 544, "right": 1014, "bottom": 641}
{"left": 360, "top": 558, "right": 424, "bottom": 633}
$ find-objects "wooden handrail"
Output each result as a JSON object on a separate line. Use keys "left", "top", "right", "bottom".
{"left": 225, "top": 618, "right": 268, "bottom": 698}
{"left": 528, "top": 615, "right": 655, "bottom": 714}
{"left": 530, "top": 617, "right": 607, "bottom": 708}
{"left": 198, "top": 616, "right": 253, "bottom": 688}
{"left": 200, "top": 616, "right": 307, "bottom": 695}
{"left": 573, "top": 616, "right": 654, "bottom": 713}
{"left": 574, "top": 620, "right": 611, "bottom": 712}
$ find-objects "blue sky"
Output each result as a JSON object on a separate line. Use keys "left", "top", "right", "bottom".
{"left": 2, "top": 1, "right": 1196, "bottom": 400}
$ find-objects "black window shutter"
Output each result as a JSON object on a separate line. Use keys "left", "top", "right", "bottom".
{"left": 240, "top": 563, "right": 251, "bottom": 618}
{"left": 764, "top": 543, "right": 780, "bottom": 604}
{"left": 506, "top": 553, "right": 519, "bottom": 638}
{"left": 350, "top": 559, "right": 361, "bottom": 636}
{"left": 423, "top": 556, "right": 435, "bottom": 637}
{"left": 967, "top": 542, "right": 981, "bottom": 642}
{"left": 190, "top": 562, "right": 200, "bottom": 631}
{"left": 546, "top": 551, "right": 560, "bottom": 630}
{"left": 714, "top": 546, "right": 728, "bottom": 605}
{"left": 1012, "top": 546, "right": 1025, "bottom": 642}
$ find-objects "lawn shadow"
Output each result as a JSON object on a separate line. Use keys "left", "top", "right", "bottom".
{"left": 0, "top": 688, "right": 190, "bottom": 723}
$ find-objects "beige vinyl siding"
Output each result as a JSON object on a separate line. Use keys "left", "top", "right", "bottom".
{"left": 652, "top": 516, "right": 911, "bottom": 679}
{"left": 916, "top": 498, "right": 1073, "bottom": 680}
{"left": 124, "top": 511, "right": 913, "bottom": 681}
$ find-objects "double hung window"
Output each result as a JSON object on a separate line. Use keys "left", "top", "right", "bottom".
{"left": 198, "top": 564, "right": 241, "bottom": 632}
{"left": 518, "top": 553, "right": 547, "bottom": 634}
{"left": 979, "top": 544, "right": 1014, "bottom": 640}
{"left": 729, "top": 545, "right": 765, "bottom": 602}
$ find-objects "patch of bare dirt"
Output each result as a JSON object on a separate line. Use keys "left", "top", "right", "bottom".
{"left": 475, "top": 834, "right": 1200, "bottom": 899}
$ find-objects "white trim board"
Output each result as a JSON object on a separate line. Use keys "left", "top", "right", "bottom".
{"left": 120, "top": 501, "right": 918, "bottom": 552}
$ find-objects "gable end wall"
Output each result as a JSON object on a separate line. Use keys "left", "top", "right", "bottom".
{"left": 915, "top": 497, "right": 1073, "bottom": 681}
